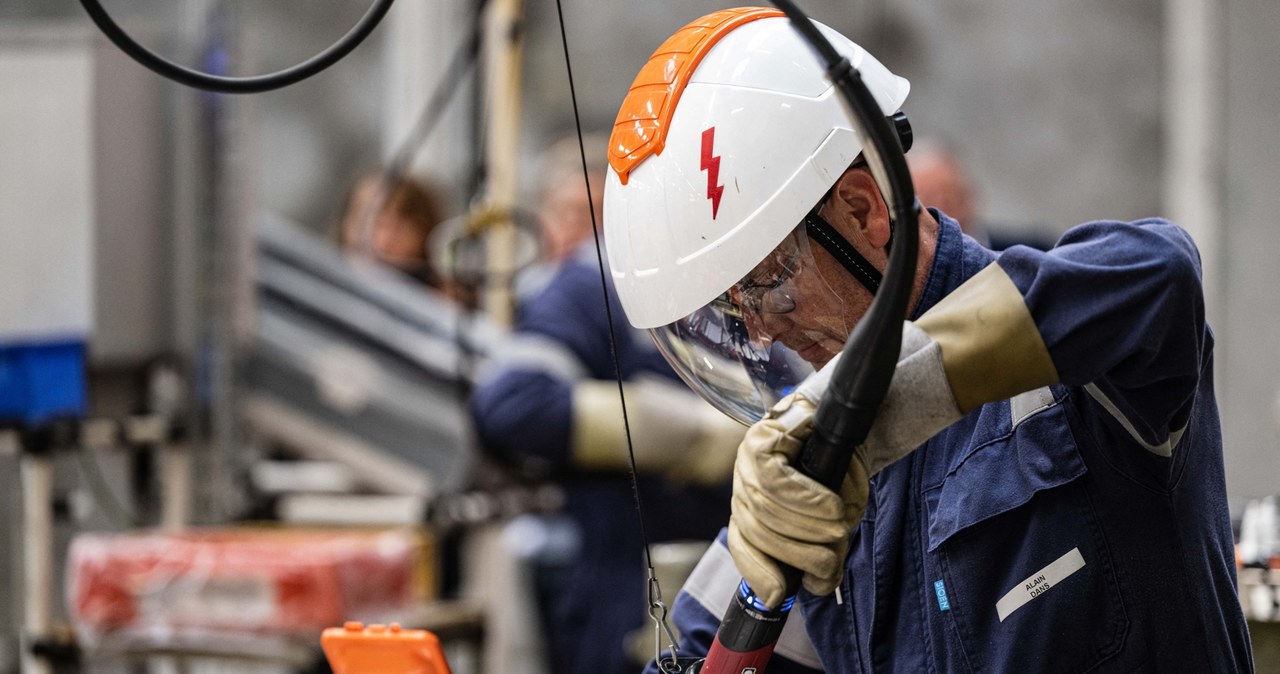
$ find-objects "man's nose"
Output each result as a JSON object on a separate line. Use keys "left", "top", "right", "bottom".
{"left": 744, "top": 309, "right": 790, "bottom": 347}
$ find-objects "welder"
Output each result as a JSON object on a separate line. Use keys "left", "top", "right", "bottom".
{"left": 602, "top": 8, "right": 1252, "bottom": 672}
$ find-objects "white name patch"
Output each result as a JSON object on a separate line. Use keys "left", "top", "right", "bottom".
{"left": 995, "top": 547, "right": 1085, "bottom": 622}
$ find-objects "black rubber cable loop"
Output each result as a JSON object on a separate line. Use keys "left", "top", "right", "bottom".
{"left": 79, "top": 0, "right": 396, "bottom": 94}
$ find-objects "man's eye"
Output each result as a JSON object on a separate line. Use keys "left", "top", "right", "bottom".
{"left": 741, "top": 272, "right": 784, "bottom": 293}
{"left": 755, "top": 275, "right": 786, "bottom": 291}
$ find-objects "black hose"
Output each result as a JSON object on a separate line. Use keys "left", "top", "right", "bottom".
{"left": 79, "top": 0, "right": 396, "bottom": 94}
{"left": 699, "top": 0, "right": 919, "bottom": 670}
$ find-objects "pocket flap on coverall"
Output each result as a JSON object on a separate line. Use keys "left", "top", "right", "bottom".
{"left": 926, "top": 390, "right": 1086, "bottom": 552}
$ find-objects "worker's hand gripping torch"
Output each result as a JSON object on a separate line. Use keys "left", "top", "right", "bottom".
{"left": 683, "top": 2, "right": 920, "bottom": 672}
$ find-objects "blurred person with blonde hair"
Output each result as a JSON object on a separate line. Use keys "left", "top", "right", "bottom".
{"left": 511, "top": 133, "right": 610, "bottom": 301}
{"left": 535, "top": 133, "right": 608, "bottom": 263}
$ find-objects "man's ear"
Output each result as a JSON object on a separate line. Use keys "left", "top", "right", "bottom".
{"left": 828, "top": 168, "right": 891, "bottom": 249}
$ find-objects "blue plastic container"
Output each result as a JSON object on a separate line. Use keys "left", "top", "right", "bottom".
{"left": 0, "top": 339, "right": 88, "bottom": 425}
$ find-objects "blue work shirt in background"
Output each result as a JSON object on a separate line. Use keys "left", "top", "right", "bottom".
{"left": 471, "top": 244, "right": 731, "bottom": 674}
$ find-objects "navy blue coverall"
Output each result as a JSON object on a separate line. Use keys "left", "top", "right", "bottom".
{"left": 644, "top": 213, "right": 1252, "bottom": 673}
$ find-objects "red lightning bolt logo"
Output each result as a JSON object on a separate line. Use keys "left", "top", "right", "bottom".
{"left": 701, "top": 127, "right": 724, "bottom": 219}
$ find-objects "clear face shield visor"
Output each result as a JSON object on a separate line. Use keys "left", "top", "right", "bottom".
{"left": 648, "top": 223, "right": 860, "bottom": 425}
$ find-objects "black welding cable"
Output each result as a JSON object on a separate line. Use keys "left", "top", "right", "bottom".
{"left": 79, "top": 0, "right": 396, "bottom": 94}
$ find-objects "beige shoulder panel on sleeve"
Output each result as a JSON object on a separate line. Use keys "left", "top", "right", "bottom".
{"left": 914, "top": 262, "right": 1059, "bottom": 413}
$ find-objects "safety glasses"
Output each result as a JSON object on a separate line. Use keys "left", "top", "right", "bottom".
{"left": 712, "top": 227, "right": 806, "bottom": 318}
{"left": 734, "top": 231, "right": 804, "bottom": 314}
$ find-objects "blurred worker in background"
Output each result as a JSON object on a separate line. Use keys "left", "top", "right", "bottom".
{"left": 907, "top": 138, "right": 978, "bottom": 233}
{"left": 909, "top": 137, "right": 1054, "bottom": 251}
{"left": 468, "top": 135, "right": 745, "bottom": 674}
{"left": 537, "top": 134, "right": 608, "bottom": 264}
{"left": 596, "top": 10, "right": 1250, "bottom": 673}
{"left": 337, "top": 171, "right": 450, "bottom": 291}
{"left": 512, "top": 133, "right": 610, "bottom": 302}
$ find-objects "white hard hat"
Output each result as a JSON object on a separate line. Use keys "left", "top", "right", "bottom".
{"left": 602, "top": 7, "right": 910, "bottom": 423}
{"left": 604, "top": 8, "right": 908, "bottom": 329}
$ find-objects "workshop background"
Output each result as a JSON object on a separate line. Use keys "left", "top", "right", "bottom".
{"left": 2, "top": 0, "right": 1279, "bottom": 672}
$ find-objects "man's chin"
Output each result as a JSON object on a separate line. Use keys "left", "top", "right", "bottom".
{"left": 797, "top": 343, "right": 834, "bottom": 367}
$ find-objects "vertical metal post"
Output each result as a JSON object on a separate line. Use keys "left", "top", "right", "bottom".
{"left": 1164, "top": 0, "right": 1224, "bottom": 327}
{"left": 480, "top": 0, "right": 525, "bottom": 327}
{"left": 200, "top": 1, "right": 255, "bottom": 521}
{"left": 170, "top": 3, "right": 212, "bottom": 524}
{"left": 20, "top": 449, "right": 54, "bottom": 674}
{"left": 160, "top": 442, "right": 191, "bottom": 531}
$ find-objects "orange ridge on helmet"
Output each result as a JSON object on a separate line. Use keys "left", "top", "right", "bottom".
{"left": 608, "top": 7, "right": 783, "bottom": 185}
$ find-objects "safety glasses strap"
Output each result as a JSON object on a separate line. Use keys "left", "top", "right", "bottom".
{"left": 802, "top": 210, "right": 882, "bottom": 294}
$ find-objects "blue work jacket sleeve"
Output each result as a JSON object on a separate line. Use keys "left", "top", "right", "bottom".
{"left": 517, "top": 262, "right": 622, "bottom": 381}
{"left": 467, "top": 263, "right": 603, "bottom": 473}
{"left": 470, "top": 367, "right": 575, "bottom": 472}
{"left": 996, "top": 218, "right": 1208, "bottom": 450}
{"left": 469, "top": 257, "right": 668, "bottom": 474}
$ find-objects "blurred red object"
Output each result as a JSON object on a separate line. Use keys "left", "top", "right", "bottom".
{"left": 68, "top": 528, "right": 432, "bottom": 639}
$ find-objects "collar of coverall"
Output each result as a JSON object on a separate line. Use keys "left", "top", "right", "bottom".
{"left": 912, "top": 208, "right": 989, "bottom": 320}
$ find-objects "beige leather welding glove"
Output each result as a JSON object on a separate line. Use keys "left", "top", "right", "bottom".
{"left": 728, "top": 262, "right": 1061, "bottom": 608}
{"left": 727, "top": 389, "right": 868, "bottom": 608}
{"left": 571, "top": 375, "right": 744, "bottom": 486}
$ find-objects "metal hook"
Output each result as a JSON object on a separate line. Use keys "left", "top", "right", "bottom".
{"left": 647, "top": 571, "right": 682, "bottom": 669}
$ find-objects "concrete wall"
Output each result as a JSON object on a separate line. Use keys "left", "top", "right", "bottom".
{"left": 3, "top": 0, "right": 1276, "bottom": 499}
{"left": 1220, "top": 0, "right": 1280, "bottom": 500}
{"left": 522, "top": 0, "right": 1164, "bottom": 238}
